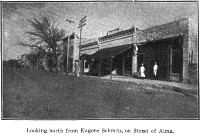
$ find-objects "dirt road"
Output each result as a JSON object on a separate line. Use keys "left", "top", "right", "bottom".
{"left": 2, "top": 66, "right": 198, "bottom": 119}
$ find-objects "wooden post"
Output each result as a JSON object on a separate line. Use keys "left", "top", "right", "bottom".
{"left": 83, "top": 60, "right": 85, "bottom": 73}
{"left": 99, "top": 59, "right": 102, "bottom": 78}
{"left": 89, "top": 59, "right": 93, "bottom": 77}
{"left": 89, "top": 60, "right": 91, "bottom": 77}
{"left": 122, "top": 57, "right": 125, "bottom": 75}
{"left": 110, "top": 56, "right": 113, "bottom": 80}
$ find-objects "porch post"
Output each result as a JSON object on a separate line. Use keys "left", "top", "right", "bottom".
{"left": 132, "top": 44, "right": 137, "bottom": 76}
{"left": 89, "top": 59, "right": 93, "bottom": 77}
{"left": 99, "top": 59, "right": 102, "bottom": 78}
{"left": 132, "top": 26, "right": 138, "bottom": 77}
{"left": 89, "top": 60, "right": 91, "bottom": 77}
{"left": 83, "top": 60, "right": 85, "bottom": 74}
{"left": 110, "top": 56, "right": 113, "bottom": 80}
{"left": 122, "top": 57, "right": 124, "bottom": 75}
{"left": 182, "top": 34, "right": 189, "bottom": 83}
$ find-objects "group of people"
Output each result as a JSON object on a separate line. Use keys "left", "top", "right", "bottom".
{"left": 72, "top": 60, "right": 159, "bottom": 79}
{"left": 140, "top": 62, "right": 158, "bottom": 79}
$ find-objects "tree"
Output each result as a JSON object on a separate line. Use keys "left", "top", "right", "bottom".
{"left": 18, "top": 16, "right": 65, "bottom": 72}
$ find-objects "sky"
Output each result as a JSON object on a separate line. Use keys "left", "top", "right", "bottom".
{"left": 2, "top": 1, "right": 198, "bottom": 60}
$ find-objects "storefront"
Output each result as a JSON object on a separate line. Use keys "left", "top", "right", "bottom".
{"left": 136, "top": 36, "right": 183, "bottom": 81}
{"left": 79, "top": 18, "right": 197, "bottom": 83}
{"left": 83, "top": 44, "right": 134, "bottom": 77}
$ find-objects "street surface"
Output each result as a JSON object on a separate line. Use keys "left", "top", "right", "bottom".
{"left": 2, "top": 66, "right": 198, "bottom": 119}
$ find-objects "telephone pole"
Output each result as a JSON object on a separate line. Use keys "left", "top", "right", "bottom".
{"left": 78, "top": 16, "right": 87, "bottom": 74}
{"left": 65, "top": 19, "right": 76, "bottom": 74}
{"left": 66, "top": 35, "right": 70, "bottom": 74}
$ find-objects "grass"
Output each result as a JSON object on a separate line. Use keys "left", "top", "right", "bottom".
{"left": 2, "top": 65, "right": 198, "bottom": 119}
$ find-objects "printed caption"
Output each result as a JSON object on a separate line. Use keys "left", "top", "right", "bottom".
{"left": 27, "top": 128, "right": 174, "bottom": 134}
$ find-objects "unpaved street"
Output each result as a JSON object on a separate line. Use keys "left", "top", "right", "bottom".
{"left": 2, "top": 66, "right": 198, "bottom": 119}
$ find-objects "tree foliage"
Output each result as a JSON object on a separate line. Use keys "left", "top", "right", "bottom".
{"left": 18, "top": 16, "right": 66, "bottom": 71}
{"left": 26, "top": 17, "right": 65, "bottom": 49}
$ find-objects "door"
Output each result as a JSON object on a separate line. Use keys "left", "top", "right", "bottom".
{"left": 123, "top": 56, "right": 132, "bottom": 76}
{"left": 156, "top": 42, "right": 170, "bottom": 80}
{"left": 169, "top": 38, "right": 183, "bottom": 82}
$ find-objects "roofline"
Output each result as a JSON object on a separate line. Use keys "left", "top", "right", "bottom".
{"left": 141, "top": 18, "right": 188, "bottom": 32}
{"left": 79, "top": 18, "right": 189, "bottom": 47}
{"left": 99, "top": 27, "right": 135, "bottom": 41}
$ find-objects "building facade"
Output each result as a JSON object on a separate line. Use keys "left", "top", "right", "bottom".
{"left": 78, "top": 18, "right": 197, "bottom": 84}
{"left": 60, "top": 33, "right": 80, "bottom": 73}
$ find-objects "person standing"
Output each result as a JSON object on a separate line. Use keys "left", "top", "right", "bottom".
{"left": 153, "top": 62, "right": 158, "bottom": 79}
{"left": 140, "top": 63, "right": 145, "bottom": 78}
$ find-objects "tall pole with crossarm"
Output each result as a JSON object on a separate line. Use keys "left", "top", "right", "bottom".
{"left": 78, "top": 16, "right": 87, "bottom": 75}
{"left": 65, "top": 19, "right": 75, "bottom": 74}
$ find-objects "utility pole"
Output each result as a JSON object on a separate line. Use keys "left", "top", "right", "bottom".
{"left": 65, "top": 18, "right": 75, "bottom": 74}
{"left": 78, "top": 16, "right": 87, "bottom": 75}
{"left": 66, "top": 35, "right": 70, "bottom": 74}
{"left": 65, "top": 16, "right": 86, "bottom": 75}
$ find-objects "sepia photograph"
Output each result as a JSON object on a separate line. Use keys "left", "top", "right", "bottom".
{"left": 1, "top": 1, "right": 198, "bottom": 120}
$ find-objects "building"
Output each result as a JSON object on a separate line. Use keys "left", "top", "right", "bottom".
{"left": 79, "top": 37, "right": 99, "bottom": 73}
{"left": 79, "top": 18, "right": 198, "bottom": 83}
{"left": 78, "top": 18, "right": 197, "bottom": 84}
{"left": 60, "top": 33, "right": 80, "bottom": 73}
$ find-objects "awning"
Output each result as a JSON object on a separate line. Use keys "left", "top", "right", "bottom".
{"left": 80, "top": 44, "right": 133, "bottom": 60}
{"left": 91, "top": 44, "right": 133, "bottom": 60}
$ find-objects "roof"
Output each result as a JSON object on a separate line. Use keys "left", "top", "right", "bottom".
{"left": 134, "top": 18, "right": 188, "bottom": 43}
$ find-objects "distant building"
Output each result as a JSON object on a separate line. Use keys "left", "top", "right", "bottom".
{"left": 60, "top": 33, "right": 80, "bottom": 73}
{"left": 78, "top": 18, "right": 197, "bottom": 84}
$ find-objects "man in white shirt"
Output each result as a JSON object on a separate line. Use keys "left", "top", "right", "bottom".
{"left": 153, "top": 62, "right": 158, "bottom": 79}
{"left": 140, "top": 63, "right": 145, "bottom": 78}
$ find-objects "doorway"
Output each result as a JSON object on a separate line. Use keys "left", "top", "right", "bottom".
{"left": 141, "top": 36, "right": 183, "bottom": 81}
{"left": 143, "top": 40, "right": 170, "bottom": 80}
{"left": 169, "top": 37, "right": 183, "bottom": 81}
{"left": 123, "top": 56, "right": 132, "bottom": 76}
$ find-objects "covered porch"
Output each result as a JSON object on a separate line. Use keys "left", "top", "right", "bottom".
{"left": 80, "top": 44, "right": 134, "bottom": 78}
